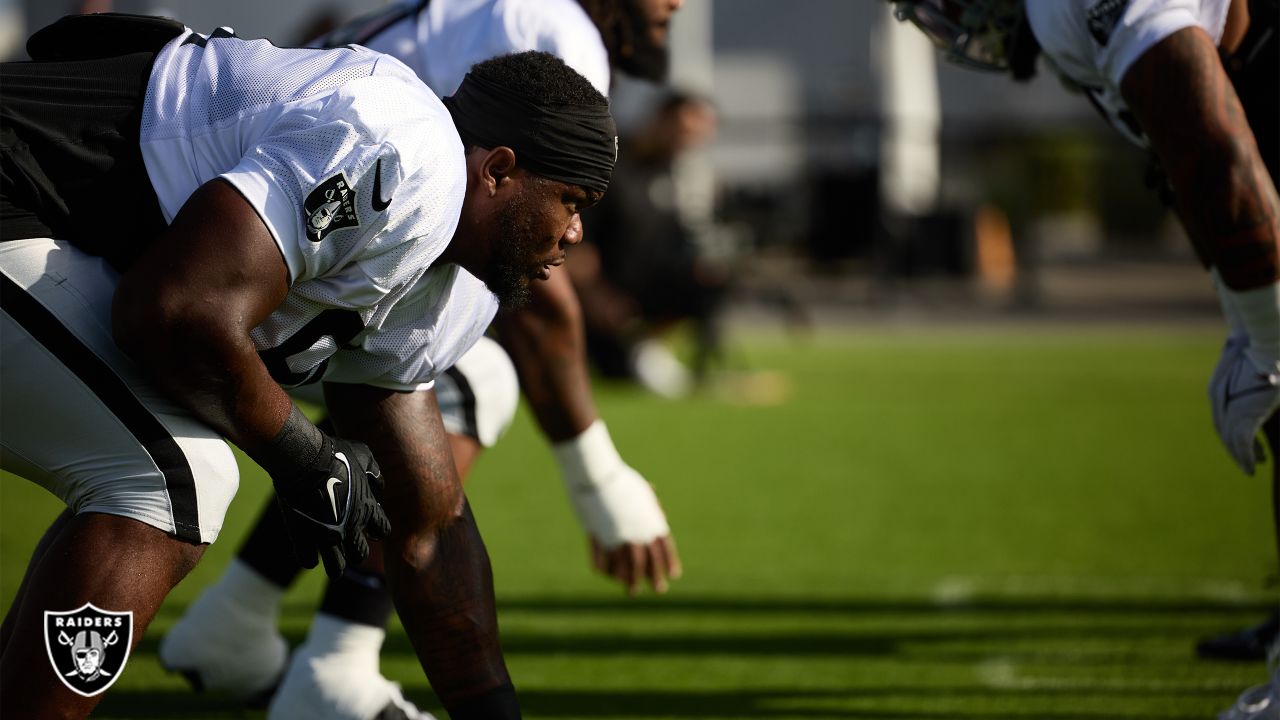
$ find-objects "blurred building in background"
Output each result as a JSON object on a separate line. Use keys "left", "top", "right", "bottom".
{"left": 12, "top": 0, "right": 1211, "bottom": 319}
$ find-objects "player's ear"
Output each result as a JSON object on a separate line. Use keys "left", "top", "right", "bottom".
{"left": 479, "top": 146, "right": 518, "bottom": 196}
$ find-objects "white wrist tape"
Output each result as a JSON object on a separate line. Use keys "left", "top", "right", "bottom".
{"left": 553, "top": 419, "right": 626, "bottom": 491}
{"left": 552, "top": 420, "right": 670, "bottom": 548}
{"left": 1222, "top": 279, "right": 1280, "bottom": 374}
{"left": 1209, "top": 268, "right": 1248, "bottom": 337}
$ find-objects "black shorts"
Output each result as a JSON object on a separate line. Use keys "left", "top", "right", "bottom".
{"left": 0, "top": 50, "right": 167, "bottom": 270}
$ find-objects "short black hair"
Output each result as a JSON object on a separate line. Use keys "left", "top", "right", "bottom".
{"left": 466, "top": 50, "right": 607, "bottom": 111}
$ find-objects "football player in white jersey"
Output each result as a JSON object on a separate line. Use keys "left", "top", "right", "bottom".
{"left": 160, "top": 2, "right": 685, "bottom": 718}
{"left": 0, "top": 12, "right": 618, "bottom": 719}
{"left": 890, "top": 0, "right": 1278, "bottom": 716}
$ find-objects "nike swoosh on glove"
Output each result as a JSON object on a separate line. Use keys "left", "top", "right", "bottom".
{"left": 1209, "top": 335, "right": 1280, "bottom": 476}
{"left": 274, "top": 436, "right": 392, "bottom": 578}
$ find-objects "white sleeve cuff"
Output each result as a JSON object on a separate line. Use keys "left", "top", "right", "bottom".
{"left": 220, "top": 161, "right": 304, "bottom": 284}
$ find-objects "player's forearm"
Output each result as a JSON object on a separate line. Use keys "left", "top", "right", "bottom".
{"left": 1120, "top": 27, "right": 1280, "bottom": 289}
{"left": 111, "top": 177, "right": 296, "bottom": 451}
{"left": 115, "top": 310, "right": 294, "bottom": 451}
{"left": 494, "top": 270, "right": 598, "bottom": 442}
{"left": 1170, "top": 138, "right": 1280, "bottom": 290}
{"left": 383, "top": 500, "right": 515, "bottom": 710}
{"left": 324, "top": 385, "right": 515, "bottom": 708}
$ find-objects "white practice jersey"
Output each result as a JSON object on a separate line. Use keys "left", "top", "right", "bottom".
{"left": 1026, "top": 0, "right": 1230, "bottom": 146}
{"left": 328, "top": 0, "right": 611, "bottom": 97}
{"left": 140, "top": 27, "right": 498, "bottom": 391}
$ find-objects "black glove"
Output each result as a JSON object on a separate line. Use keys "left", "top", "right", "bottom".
{"left": 262, "top": 407, "right": 392, "bottom": 578}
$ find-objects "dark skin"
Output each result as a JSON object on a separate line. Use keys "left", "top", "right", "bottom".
{"left": 1120, "top": 25, "right": 1280, "bottom": 291}
{"left": 455, "top": 147, "right": 682, "bottom": 595}
{"left": 494, "top": 270, "right": 681, "bottom": 594}
{"left": 113, "top": 179, "right": 293, "bottom": 453}
{"left": 324, "top": 384, "right": 509, "bottom": 704}
{"left": 0, "top": 514, "right": 205, "bottom": 719}
{"left": 1120, "top": 11, "right": 1280, "bottom": 589}
{"left": 100, "top": 146, "right": 585, "bottom": 708}
{"left": 0, "top": 178, "right": 275, "bottom": 719}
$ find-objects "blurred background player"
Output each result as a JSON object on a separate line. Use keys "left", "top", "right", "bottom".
{"left": 570, "top": 90, "right": 728, "bottom": 398}
{"left": 889, "top": 0, "right": 1278, "bottom": 716}
{"left": 159, "top": 1, "right": 687, "bottom": 719}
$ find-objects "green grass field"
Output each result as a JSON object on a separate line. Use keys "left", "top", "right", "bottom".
{"left": 2, "top": 324, "right": 1274, "bottom": 719}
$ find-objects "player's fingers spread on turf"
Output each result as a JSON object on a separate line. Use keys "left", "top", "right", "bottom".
{"left": 659, "top": 534, "right": 683, "bottom": 580}
{"left": 607, "top": 547, "right": 630, "bottom": 588}
{"left": 644, "top": 542, "right": 668, "bottom": 594}
{"left": 627, "top": 543, "right": 645, "bottom": 596}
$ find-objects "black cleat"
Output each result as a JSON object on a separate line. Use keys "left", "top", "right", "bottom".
{"left": 1197, "top": 611, "right": 1280, "bottom": 662}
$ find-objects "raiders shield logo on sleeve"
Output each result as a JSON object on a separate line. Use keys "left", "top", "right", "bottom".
{"left": 1087, "top": 0, "right": 1129, "bottom": 46}
{"left": 43, "top": 603, "right": 134, "bottom": 697}
{"left": 304, "top": 171, "right": 360, "bottom": 242}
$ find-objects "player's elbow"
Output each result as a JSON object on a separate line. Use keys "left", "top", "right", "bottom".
{"left": 112, "top": 277, "right": 174, "bottom": 361}
{"left": 1163, "top": 132, "right": 1258, "bottom": 201}
{"left": 112, "top": 279, "right": 222, "bottom": 371}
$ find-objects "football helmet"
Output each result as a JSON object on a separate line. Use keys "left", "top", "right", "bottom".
{"left": 889, "top": 0, "right": 1025, "bottom": 73}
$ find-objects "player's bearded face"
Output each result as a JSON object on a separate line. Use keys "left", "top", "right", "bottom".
{"left": 619, "top": 0, "right": 672, "bottom": 81}
{"left": 485, "top": 188, "right": 548, "bottom": 310}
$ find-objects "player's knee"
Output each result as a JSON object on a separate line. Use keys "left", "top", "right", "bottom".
{"left": 74, "top": 436, "right": 239, "bottom": 546}
{"left": 170, "top": 536, "right": 208, "bottom": 578}
{"left": 388, "top": 493, "right": 467, "bottom": 573}
{"left": 438, "top": 336, "right": 520, "bottom": 448}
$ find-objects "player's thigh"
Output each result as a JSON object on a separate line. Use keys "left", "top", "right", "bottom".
{"left": 0, "top": 238, "right": 238, "bottom": 545}
{"left": 435, "top": 335, "right": 520, "bottom": 450}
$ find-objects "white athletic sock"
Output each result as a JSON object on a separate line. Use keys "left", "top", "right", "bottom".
{"left": 630, "top": 338, "right": 692, "bottom": 398}
{"left": 302, "top": 612, "right": 385, "bottom": 663}
{"left": 160, "top": 558, "right": 289, "bottom": 696}
{"left": 269, "top": 614, "right": 400, "bottom": 720}
{"left": 211, "top": 558, "right": 286, "bottom": 621}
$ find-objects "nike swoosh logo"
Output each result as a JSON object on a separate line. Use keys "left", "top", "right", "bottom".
{"left": 327, "top": 452, "right": 350, "bottom": 522}
{"left": 371, "top": 158, "right": 392, "bottom": 212}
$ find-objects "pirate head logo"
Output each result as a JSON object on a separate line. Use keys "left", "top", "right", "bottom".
{"left": 44, "top": 603, "right": 133, "bottom": 697}
{"left": 304, "top": 171, "right": 360, "bottom": 242}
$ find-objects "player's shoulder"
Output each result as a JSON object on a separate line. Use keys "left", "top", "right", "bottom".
{"left": 338, "top": 53, "right": 462, "bottom": 172}
{"left": 492, "top": 0, "right": 601, "bottom": 49}
{"left": 490, "top": 0, "right": 610, "bottom": 93}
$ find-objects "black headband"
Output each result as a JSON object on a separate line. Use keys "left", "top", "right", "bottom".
{"left": 443, "top": 72, "right": 617, "bottom": 194}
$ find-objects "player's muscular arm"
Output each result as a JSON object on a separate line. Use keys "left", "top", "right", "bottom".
{"left": 493, "top": 268, "right": 598, "bottom": 441}
{"left": 498, "top": 269, "right": 681, "bottom": 595}
{"left": 1121, "top": 26, "right": 1280, "bottom": 290}
{"left": 112, "top": 178, "right": 294, "bottom": 450}
{"left": 323, "top": 383, "right": 513, "bottom": 707}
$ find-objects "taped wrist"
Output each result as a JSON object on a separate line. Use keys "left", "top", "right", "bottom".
{"left": 256, "top": 405, "right": 330, "bottom": 483}
{"left": 552, "top": 419, "right": 622, "bottom": 490}
{"left": 447, "top": 682, "right": 521, "bottom": 720}
{"left": 1223, "top": 279, "right": 1280, "bottom": 374}
{"left": 1210, "top": 267, "right": 1248, "bottom": 336}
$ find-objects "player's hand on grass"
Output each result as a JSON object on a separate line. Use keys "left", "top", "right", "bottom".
{"left": 554, "top": 420, "right": 682, "bottom": 595}
{"left": 271, "top": 430, "right": 392, "bottom": 578}
{"left": 591, "top": 531, "right": 682, "bottom": 597}
{"left": 1209, "top": 334, "right": 1280, "bottom": 476}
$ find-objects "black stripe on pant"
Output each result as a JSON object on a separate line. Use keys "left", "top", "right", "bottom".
{"left": 443, "top": 365, "right": 480, "bottom": 441}
{"left": 0, "top": 273, "right": 202, "bottom": 543}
